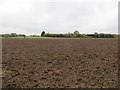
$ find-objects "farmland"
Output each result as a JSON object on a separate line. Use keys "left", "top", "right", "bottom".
{"left": 2, "top": 38, "right": 118, "bottom": 88}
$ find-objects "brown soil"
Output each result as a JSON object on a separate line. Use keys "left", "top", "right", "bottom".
{"left": 2, "top": 38, "right": 118, "bottom": 88}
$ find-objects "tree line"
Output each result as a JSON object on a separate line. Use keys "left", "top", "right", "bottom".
{"left": 41, "top": 31, "right": 117, "bottom": 38}
{"left": 0, "top": 31, "right": 118, "bottom": 38}
{"left": 0, "top": 33, "right": 26, "bottom": 38}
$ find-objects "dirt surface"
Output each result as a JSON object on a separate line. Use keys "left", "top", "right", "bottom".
{"left": 2, "top": 38, "right": 118, "bottom": 88}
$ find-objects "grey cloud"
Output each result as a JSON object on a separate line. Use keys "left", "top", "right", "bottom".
{"left": 0, "top": 0, "right": 118, "bottom": 35}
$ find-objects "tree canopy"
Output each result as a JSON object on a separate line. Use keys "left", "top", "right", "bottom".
{"left": 41, "top": 31, "right": 45, "bottom": 37}
{"left": 73, "top": 30, "right": 80, "bottom": 35}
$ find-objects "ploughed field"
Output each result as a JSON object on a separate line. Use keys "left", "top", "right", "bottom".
{"left": 2, "top": 38, "right": 118, "bottom": 88}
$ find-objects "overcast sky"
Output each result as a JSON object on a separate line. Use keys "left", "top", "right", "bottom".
{"left": 0, "top": 0, "right": 118, "bottom": 35}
